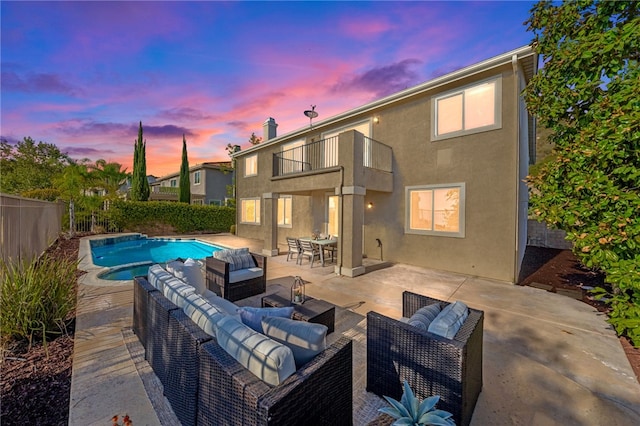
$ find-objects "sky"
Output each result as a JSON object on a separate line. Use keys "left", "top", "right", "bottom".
{"left": 1, "top": 1, "right": 537, "bottom": 177}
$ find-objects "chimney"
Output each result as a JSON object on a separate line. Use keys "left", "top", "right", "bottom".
{"left": 263, "top": 117, "right": 277, "bottom": 141}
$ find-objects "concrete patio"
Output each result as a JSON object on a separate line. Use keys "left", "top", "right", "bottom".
{"left": 70, "top": 234, "right": 640, "bottom": 425}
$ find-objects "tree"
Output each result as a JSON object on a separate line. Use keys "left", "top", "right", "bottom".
{"left": 248, "top": 132, "right": 262, "bottom": 146}
{"left": 0, "top": 137, "right": 70, "bottom": 195}
{"left": 91, "top": 159, "right": 129, "bottom": 200}
{"left": 179, "top": 135, "right": 191, "bottom": 203}
{"left": 53, "top": 161, "right": 95, "bottom": 236}
{"left": 130, "top": 122, "right": 150, "bottom": 201}
{"left": 524, "top": 1, "right": 640, "bottom": 345}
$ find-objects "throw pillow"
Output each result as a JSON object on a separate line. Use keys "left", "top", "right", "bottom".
{"left": 262, "top": 316, "right": 327, "bottom": 368}
{"left": 427, "top": 301, "right": 469, "bottom": 339}
{"left": 238, "top": 306, "right": 295, "bottom": 332}
{"left": 407, "top": 303, "right": 442, "bottom": 331}
{"left": 165, "top": 260, "right": 184, "bottom": 276}
{"left": 216, "top": 316, "right": 296, "bottom": 386}
{"left": 181, "top": 258, "right": 206, "bottom": 294}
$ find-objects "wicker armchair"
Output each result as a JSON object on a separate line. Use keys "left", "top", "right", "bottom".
{"left": 205, "top": 253, "right": 267, "bottom": 302}
{"left": 197, "top": 336, "right": 353, "bottom": 426}
{"left": 366, "top": 291, "right": 484, "bottom": 426}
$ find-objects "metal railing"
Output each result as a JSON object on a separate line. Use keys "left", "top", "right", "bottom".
{"left": 273, "top": 135, "right": 392, "bottom": 176}
{"left": 273, "top": 136, "right": 339, "bottom": 176}
{"left": 363, "top": 137, "right": 392, "bottom": 172}
{"left": 153, "top": 186, "right": 179, "bottom": 194}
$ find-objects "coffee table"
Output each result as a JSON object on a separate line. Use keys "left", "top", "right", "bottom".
{"left": 261, "top": 288, "right": 335, "bottom": 334}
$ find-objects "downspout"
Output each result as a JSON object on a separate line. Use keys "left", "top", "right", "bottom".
{"left": 512, "top": 54, "right": 521, "bottom": 284}
{"left": 337, "top": 166, "right": 344, "bottom": 275}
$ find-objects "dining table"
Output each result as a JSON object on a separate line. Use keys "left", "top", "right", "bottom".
{"left": 298, "top": 237, "right": 338, "bottom": 267}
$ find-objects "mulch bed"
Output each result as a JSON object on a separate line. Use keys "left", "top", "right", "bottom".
{"left": 0, "top": 234, "right": 83, "bottom": 426}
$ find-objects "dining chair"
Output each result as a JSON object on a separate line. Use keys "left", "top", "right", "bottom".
{"left": 286, "top": 237, "right": 301, "bottom": 262}
{"left": 298, "top": 239, "right": 320, "bottom": 267}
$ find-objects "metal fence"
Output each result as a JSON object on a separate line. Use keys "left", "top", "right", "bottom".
{"left": 0, "top": 193, "right": 65, "bottom": 264}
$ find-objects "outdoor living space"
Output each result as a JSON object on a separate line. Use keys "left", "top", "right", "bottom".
{"left": 70, "top": 234, "right": 640, "bottom": 425}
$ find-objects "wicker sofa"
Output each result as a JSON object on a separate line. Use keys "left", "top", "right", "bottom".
{"left": 133, "top": 274, "right": 353, "bottom": 426}
{"left": 366, "top": 291, "right": 484, "bottom": 426}
{"left": 206, "top": 250, "right": 267, "bottom": 302}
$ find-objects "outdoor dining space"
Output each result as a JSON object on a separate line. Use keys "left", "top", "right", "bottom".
{"left": 70, "top": 234, "right": 640, "bottom": 426}
{"left": 287, "top": 235, "right": 338, "bottom": 268}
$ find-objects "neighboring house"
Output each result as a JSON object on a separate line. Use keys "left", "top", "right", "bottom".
{"left": 120, "top": 175, "right": 157, "bottom": 199}
{"left": 150, "top": 162, "right": 233, "bottom": 205}
{"left": 233, "top": 46, "right": 537, "bottom": 282}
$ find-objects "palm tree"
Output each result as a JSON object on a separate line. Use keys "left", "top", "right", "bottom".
{"left": 54, "top": 161, "right": 95, "bottom": 236}
{"left": 90, "top": 159, "right": 129, "bottom": 200}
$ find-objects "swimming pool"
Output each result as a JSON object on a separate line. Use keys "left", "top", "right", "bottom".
{"left": 91, "top": 235, "right": 223, "bottom": 280}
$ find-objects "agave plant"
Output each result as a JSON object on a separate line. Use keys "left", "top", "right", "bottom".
{"left": 379, "top": 381, "right": 455, "bottom": 426}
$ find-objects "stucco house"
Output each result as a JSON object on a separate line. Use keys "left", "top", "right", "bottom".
{"left": 233, "top": 46, "right": 537, "bottom": 282}
{"left": 150, "top": 161, "right": 233, "bottom": 205}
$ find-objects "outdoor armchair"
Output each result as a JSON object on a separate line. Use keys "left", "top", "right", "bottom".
{"left": 205, "top": 252, "right": 267, "bottom": 302}
{"left": 366, "top": 291, "right": 484, "bottom": 426}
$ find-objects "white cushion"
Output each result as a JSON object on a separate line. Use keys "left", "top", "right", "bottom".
{"left": 163, "top": 276, "right": 196, "bottom": 308}
{"left": 165, "top": 260, "right": 183, "bottom": 276}
{"left": 202, "top": 290, "right": 241, "bottom": 321}
{"left": 427, "top": 301, "right": 469, "bottom": 339}
{"left": 262, "top": 316, "right": 327, "bottom": 368}
{"left": 182, "top": 293, "right": 225, "bottom": 337}
{"left": 213, "top": 248, "right": 251, "bottom": 271}
{"left": 148, "top": 264, "right": 173, "bottom": 292}
{"left": 238, "top": 306, "right": 294, "bottom": 332}
{"left": 408, "top": 304, "right": 442, "bottom": 331}
{"left": 181, "top": 258, "right": 206, "bottom": 294}
{"left": 229, "top": 267, "right": 263, "bottom": 284}
{"left": 216, "top": 316, "right": 296, "bottom": 386}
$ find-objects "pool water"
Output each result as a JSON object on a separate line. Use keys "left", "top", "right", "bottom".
{"left": 92, "top": 236, "right": 222, "bottom": 280}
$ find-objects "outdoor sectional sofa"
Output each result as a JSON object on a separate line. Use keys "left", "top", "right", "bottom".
{"left": 206, "top": 249, "right": 267, "bottom": 302}
{"left": 132, "top": 261, "right": 353, "bottom": 426}
{"left": 366, "top": 291, "right": 484, "bottom": 426}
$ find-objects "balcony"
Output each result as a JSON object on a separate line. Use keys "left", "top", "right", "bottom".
{"left": 273, "top": 135, "right": 392, "bottom": 177}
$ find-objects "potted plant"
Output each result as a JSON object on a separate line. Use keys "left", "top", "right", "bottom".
{"left": 378, "top": 381, "right": 455, "bottom": 425}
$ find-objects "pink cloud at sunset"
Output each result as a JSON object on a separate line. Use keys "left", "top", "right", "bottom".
{"left": 1, "top": 1, "right": 536, "bottom": 177}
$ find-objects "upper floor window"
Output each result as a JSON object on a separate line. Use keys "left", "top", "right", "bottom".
{"left": 431, "top": 77, "right": 501, "bottom": 141}
{"left": 244, "top": 155, "right": 258, "bottom": 177}
{"left": 170, "top": 178, "right": 177, "bottom": 187}
{"left": 192, "top": 199, "right": 203, "bottom": 205}
{"left": 240, "top": 198, "right": 260, "bottom": 224}
{"left": 194, "top": 171, "right": 201, "bottom": 185}
{"left": 405, "top": 183, "right": 465, "bottom": 237}
{"left": 277, "top": 196, "right": 292, "bottom": 227}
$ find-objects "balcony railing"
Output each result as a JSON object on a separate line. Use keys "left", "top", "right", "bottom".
{"left": 152, "top": 186, "right": 179, "bottom": 194}
{"left": 273, "top": 135, "right": 392, "bottom": 177}
{"left": 363, "top": 137, "right": 392, "bottom": 172}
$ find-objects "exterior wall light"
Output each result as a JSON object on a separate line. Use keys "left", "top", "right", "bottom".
{"left": 367, "top": 202, "right": 374, "bottom": 209}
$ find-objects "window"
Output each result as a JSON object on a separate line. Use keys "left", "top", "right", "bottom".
{"left": 194, "top": 171, "right": 201, "bottom": 185}
{"left": 277, "top": 196, "right": 292, "bottom": 227}
{"left": 432, "top": 78, "right": 501, "bottom": 140}
{"left": 322, "top": 120, "right": 371, "bottom": 168}
{"left": 208, "top": 199, "right": 222, "bottom": 206}
{"left": 406, "top": 184, "right": 465, "bottom": 237}
{"left": 170, "top": 178, "right": 177, "bottom": 187}
{"left": 244, "top": 155, "right": 258, "bottom": 177}
{"left": 192, "top": 199, "right": 203, "bottom": 205}
{"left": 326, "top": 194, "right": 339, "bottom": 237}
{"left": 240, "top": 198, "right": 260, "bottom": 224}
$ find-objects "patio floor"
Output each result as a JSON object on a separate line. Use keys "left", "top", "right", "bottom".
{"left": 70, "top": 233, "right": 640, "bottom": 425}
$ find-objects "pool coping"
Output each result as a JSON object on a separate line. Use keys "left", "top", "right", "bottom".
{"left": 79, "top": 233, "right": 228, "bottom": 287}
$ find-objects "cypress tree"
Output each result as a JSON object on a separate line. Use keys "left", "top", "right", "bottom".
{"left": 179, "top": 134, "right": 191, "bottom": 203}
{"left": 130, "top": 121, "right": 150, "bottom": 201}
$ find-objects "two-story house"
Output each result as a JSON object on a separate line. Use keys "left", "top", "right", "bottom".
{"left": 233, "top": 46, "right": 537, "bottom": 282}
{"left": 150, "top": 161, "right": 233, "bottom": 205}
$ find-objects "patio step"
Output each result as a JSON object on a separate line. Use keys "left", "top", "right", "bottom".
{"left": 363, "top": 259, "right": 393, "bottom": 274}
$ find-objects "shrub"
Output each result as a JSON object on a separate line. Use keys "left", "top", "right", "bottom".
{"left": 230, "top": 224, "right": 236, "bottom": 235}
{"left": 0, "top": 253, "right": 77, "bottom": 348}
{"left": 111, "top": 200, "right": 235, "bottom": 234}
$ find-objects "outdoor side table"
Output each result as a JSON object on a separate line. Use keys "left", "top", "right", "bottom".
{"left": 261, "top": 289, "right": 335, "bottom": 334}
